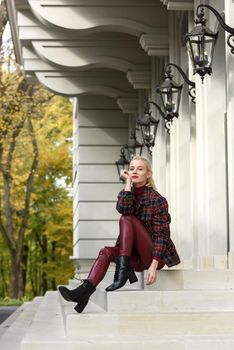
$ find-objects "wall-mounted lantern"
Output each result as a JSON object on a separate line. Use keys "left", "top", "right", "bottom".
{"left": 184, "top": 4, "right": 234, "bottom": 82}
{"left": 156, "top": 65, "right": 183, "bottom": 131}
{"left": 115, "top": 147, "right": 130, "bottom": 179}
{"left": 138, "top": 103, "right": 160, "bottom": 152}
{"left": 124, "top": 128, "right": 143, "bottom": 160}
{"left": 164, "top": 63, "right": 196, "bottom": 103}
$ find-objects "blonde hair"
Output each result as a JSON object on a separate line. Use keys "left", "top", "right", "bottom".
{"left": 130, "top": 155, "right": 156, "bottom": 190}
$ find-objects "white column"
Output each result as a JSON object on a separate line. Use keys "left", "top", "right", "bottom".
{"left": 152, "top": 57, "right": 168, "bottom": 196}
{"left": 167, "top": 11, "right": 181, "bottom": 257}
{"left": 194, "top": 76, "right": 210, "bottom": 257}
{"left": 71, "top": 95, "right": 129, "bottom": 273}
{"left": 188, "top": 10, "right": 198, "bottom": 258}
{"left": 193, "top": 0, "right": 228, "bottom": 263}
{"left": 138, "top": 89, "right": 150, "bottom": 159}
{"left": 225, "top": 0, "right": 234, "bottom": 260}
{"left": 72, "top": 98, "right": 79, "bottom": 261}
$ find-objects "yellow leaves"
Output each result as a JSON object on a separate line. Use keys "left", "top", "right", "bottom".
{"left": 0, "top": 58, "right": 74, "bottom": 296}
{"left": 0, "top": 65, "right": 73, "bottom": 226}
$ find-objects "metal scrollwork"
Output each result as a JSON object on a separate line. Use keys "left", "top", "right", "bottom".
{"left": 165, "top": 120, "right": 172, "bottom": 134}
{"left": 166, "top": 63, "right": 196, "bottom": 104}
{"left": 227, "top": 34, "right": 234, "bottom": 55}
{"left": 197, "top": 4, "right": 234, "bottom": 55}
{"left": 189, "top": 87, "right": 196, "bottom": 104}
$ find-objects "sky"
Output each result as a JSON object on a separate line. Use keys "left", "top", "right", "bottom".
{"left": 2, "top": 21, "right": 11, "bottom": 46}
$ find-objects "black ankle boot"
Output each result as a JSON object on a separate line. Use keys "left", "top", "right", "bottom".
{"left": 105, "top": 256, "right": 138, "bottom": 292}
{"left": 58, "top": 280, "right": 96, "bottom": 313}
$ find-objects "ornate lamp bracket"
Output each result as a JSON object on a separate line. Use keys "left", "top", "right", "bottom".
{"left": 146, "top": 101, "right": 171, "bottom": 134}
{"left": 165, "top": 63, "right": 196, "bottom": 103}
{"left": 197, "top": 4, "right": 234, "bottom": 54}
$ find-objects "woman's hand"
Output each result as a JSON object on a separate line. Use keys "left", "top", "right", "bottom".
{"left": 146, "top": 259, "right": 158, "bottom": 285}
{"left": 120, "top": 169, "right": 130, "bottom": 181}
{"left": 120, "top": 170, "right": 132, "bottom": 191}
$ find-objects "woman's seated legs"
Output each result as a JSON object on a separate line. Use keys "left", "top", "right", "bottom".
{"left": 119, "top": 215, "right": 152, "bottom": 268}
{"left": 87, "top": 246, "right": 119, "bottom": 286}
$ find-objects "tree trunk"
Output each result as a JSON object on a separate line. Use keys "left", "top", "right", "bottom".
{"left": 9, "top": 250, "right": 23, "bottom": 298}
{"left": 22, "top": 244, "right": 29, "bottom": 295}
{"left": 51, "top": 241, "right": 56, "bottom": 290}
{"left": 0, "top": 254, "right": 8, "bottom": 296}
{"left": 28, "top": 233, "right": 37, "bottom": 296}
{"left": 41, "top": 234, "right": 48, "bottom": 294}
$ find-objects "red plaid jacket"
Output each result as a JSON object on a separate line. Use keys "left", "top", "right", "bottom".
{"left": 116, "top": 186, "right": 180, "bottom": 267}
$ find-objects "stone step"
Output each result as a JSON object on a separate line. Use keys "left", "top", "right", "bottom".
{"left": 20, "top": 335, "right": 234, "bottom": 350}
{"left": 74, "top": 269, "right": 234, "bottom": 291}
{"left": 60, "top": 284, "right": 234, "bottom": 313}
{"left": 20, "top": 291, "right": 234, "bottom": 350}
{"left": 0, "top": 297, "right": 42, "bottom": 350}
{"left": 65, "top": 311, "right": 234, "bottom": 337}
{"left": 106, "top": 289, "right": 234, "bottom": 313}
{"left": 21, "top": 291, "right": 67, "bottom": 350}
{"left": 0, "top": 306, "right": 23, "bottom": 338}
{"left": 144, "top": 269, "right": 234, "bottom": 290}
{"left": 59, "top": 291, "right": 234, "bottom": 338}
{"left": 67, "top": 270, "right": 234, "bottom": 313}
{"left": 68, "top": 279, "right": 141, "bottom": 310}
{"left": 75, "top": 269, "right": 144, "bottom": 289}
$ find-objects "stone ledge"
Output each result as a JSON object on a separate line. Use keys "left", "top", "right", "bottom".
{"left": 0, "top": 297, "right": 42, "bottom": 349}
{"left": 19, "top": 336, "right": 234, "bottom": 350}
{"left": 144, "top": 269, "right": 234, "bottom": 290}
{"left": 107, "top": 289, "right": 234, "bottom": 313}
{"left": 3, "top": 291, "right": 234, "bottom": 350}
{"left": 65, "top": 311, "right": 234, "bottom": 337}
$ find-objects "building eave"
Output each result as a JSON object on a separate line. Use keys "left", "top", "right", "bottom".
{"left": 5, "top": 0, "right": 23, "bottom": 65}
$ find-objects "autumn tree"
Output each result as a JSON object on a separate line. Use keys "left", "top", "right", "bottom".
{"left": 0, "top": 6, "right": 73, "bottom": 298}
{"left": 0, "top": 66, "right": 74, "bottom": 298}
{"left": 26, "top": 95, "right": 73, "bottom": 296}
{"left": 0, "top": 1, "right": 7, "bottom": 46}
{"left": 0, "top": 62, "right": 53, "bottom": 297}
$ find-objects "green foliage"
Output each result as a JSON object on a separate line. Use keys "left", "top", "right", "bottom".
{"left": 0, "top": 234, "right": 10, "bottom": 296}
{"left": 0, "top": 296, "right": 30, "bottom": 306}
{"left": 0, "top": 63, "right": 74, "bottom": 298}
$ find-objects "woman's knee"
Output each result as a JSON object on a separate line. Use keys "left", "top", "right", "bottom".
{"left": 98, "top": 246, "right": 118, "bottom": 261}
{"left": 119, "top": 214, "right": 133, "bottom": 224}
{"left": 120, "top": 214, "right": 142, "bottom": 225}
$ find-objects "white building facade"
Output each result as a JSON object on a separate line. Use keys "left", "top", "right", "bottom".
{"left": 6, "top": 0, "right": 234, "bottom": 275}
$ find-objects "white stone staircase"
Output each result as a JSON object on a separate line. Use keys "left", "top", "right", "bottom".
{"left": 2, "top": 270, "right": 234, "bottom": 349}
{"left": 0, "top": 297, "right": 43, "bottom": 349}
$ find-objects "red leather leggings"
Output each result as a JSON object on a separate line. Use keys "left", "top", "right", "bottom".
{"left": 87, "top": 215, "right": 164, "bottom": 286}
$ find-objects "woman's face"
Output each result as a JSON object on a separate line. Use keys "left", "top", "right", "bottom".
{"left": 129, "top": 160, "right": 151, "bottom": 187}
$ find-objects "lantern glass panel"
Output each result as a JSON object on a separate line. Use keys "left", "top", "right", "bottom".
{"left": 116, "top": 162, "right": 129, "bottom": 178}
{"left": 115, "top": 149, "right": 129, "bottom": 177}
{"left": 126, "top": 147, "right": 134, "bottom": 160}
{"left": 143, "top": 123, "right": 157, "bottom": 147}
{"left": 187, "top": 34, "right": 216, "bottom": 72}
{"left": 160, "top": 88, "right": 181, "bottom": 116}
{"left": 126, "top": 144, "right": 143, "bottom": 159}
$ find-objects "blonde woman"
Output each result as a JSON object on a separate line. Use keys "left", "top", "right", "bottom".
{"left": 59, "top": 155, "right": 180, "bottom": 312}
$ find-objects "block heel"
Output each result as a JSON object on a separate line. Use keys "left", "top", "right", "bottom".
{"left": 74, "top": 298, "right": 89, "bottom": 313}
{"left": 129, "top": 270, "right": 138, "bottom": 284}
{"left": 106, "top": 256, "right": 138, "bottom": 291}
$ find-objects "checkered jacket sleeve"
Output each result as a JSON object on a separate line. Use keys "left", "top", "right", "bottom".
{"left": 116, "top": 190, "right": 134, "bottom": 215}
{"left": 152, "top": 196, "right": 171, "bottom": 261}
